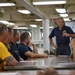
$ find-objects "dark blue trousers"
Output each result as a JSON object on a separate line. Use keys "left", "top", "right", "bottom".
{"left": 56, "top": 45, "right": 71, "bottom": 56}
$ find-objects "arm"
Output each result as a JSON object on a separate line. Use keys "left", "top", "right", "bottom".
{"left": 50, "top": 38, "right": 57, "bottom": 49}
{"left": 49, "top": 28, "right": 57, "bottom": 48}
{"left": 32, "top": 44, "right": 38, "bottom": 53}
{"left": 25, "top": 51, "right": 48, "bottom": 58}
{"left": 63, "top": 27, "right": 75, "bottom": 38}
{"left": 19, "top": 57, "right": 24, "bottom": 61}
{"left": 28, "top": 42, "right": 38, "bottom": 53}
{"left": 5, "top": 55, "right": 18, "bottom": 66}
{"left": 63, "top": 33, "right": 75, "bottom": 38}
{"left": 70, "top": 34, "right": 75, "bottom": 38}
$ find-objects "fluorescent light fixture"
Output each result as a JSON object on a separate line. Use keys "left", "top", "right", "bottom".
{"left": 63, "top": 18, "right": 70, "bottom": 21}
{"left": 35, "top": 19, "right": 42, "bottom": 21}
{"left": 14, "top": 27, "right": 28, "bottom": 29}
{"left": 18, "top": 10, "right": 31, "bottom": 14}
{"left": 9, "top": 22, "right": 15, "bottom": 25}
{"left": 56, "top": 8, "right": 66, "bottom": 13}
{"left": 59, "top": 13, "right": 68, "bottom": 17}
{"left": 30, "top": 24, "right": 37, "bottom": 27}
{"left": 0, "top": 20, "right": 9, "bottom": 24}
{"left": 49, "top": 26, "right": 53, "bottom": 28}
{"left": 0, "top": 3, "right": 15, "bottom": 7}
{"left": 33, "top": 1, "right": 66, "bottom": 5}
{"left": 40, "top": 26, "right": 53, "bottom": 29}
{"left": 0, "top": 20, "right": 15, "bottom": 25}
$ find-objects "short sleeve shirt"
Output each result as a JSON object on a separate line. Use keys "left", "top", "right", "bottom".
{"left": 18, "top": 43, "right": 32, "bottom": 60}
{"left": 0, "top": 42, "right": 11, "bottom": 70}
{"left": 49, "top": 26, "right": 75, "bottom": 45}
{"left": 10, "top": 42, "right": 20, "bottom": 61}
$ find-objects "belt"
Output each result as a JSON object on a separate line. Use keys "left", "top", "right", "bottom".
{"left": 57, "top": 44, "right": 69, "bottom": 47}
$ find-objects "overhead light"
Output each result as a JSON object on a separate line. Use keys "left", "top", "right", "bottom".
{"left": 8, "top": 22, "right": 15, "bottom": 25}
{"left": 33, "top": 1, "right": 66, "bottom": 5}
{"left": 40, "top": 26, "right": 53, "bottom": 29}
{"left": 59, "top": 13, "right": 68, "bottom": 17}
{"left": 18, "top": 10, "right": 31, "bottom": 14}
{"left": 0, "top": 3, "right": 15, "bottom": 7}
{"left": 49, "top": 26, "right": 53, "bottom": 28}
{"left": 63, "top": 18, "right": 71, "bottom": 21}
{"left": 0, "top": 20, "right": 15, "bottom": 25}
{"left": 14, "top": 27, "right": 28, "bottom": 29}
{"left": 56, "top": 8, "right": 66, "bottom": 13}
{"left": 35, "top": 19, "right": 42, "bottom": 21}
{"left": 0, "top": 20, "right": 9, "bottom": 24}
{"left": 30, "top": 24, "right": 37, "bottom": 28}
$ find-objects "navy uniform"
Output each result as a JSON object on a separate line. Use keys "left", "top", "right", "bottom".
{"left": 18, "top": 43, "right": 32, "bottom": 60}
{"left": 9, "top": 42, "right": 21, "bottom": 61}
{"left": 49, "top": 25, "right": 75, "bottom": 56}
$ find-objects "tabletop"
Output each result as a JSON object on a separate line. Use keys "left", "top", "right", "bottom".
{"left": 4, "top": 56, "right": 75, "bottom": 70}
{"left": 0, "top": 70, "right": 75, "bottom": 75}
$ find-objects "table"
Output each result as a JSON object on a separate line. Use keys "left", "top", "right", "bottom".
{"left": 4, "top": 56, "right": 75, "bottom": 71}
{"left": 0, "top": 70, "right": 75, "bottom": 75}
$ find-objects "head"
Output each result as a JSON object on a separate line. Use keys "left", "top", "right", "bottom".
{"left": 13, "top": 29, "right": 20, "bottom": 42}
{"left": 20, "top": 32, "right": 31, "bottom": 45}
{"left": 56, "top": 17, "right": 65, "bottom": 28}
{"left": 37, "top": 67, "right": 58, "bottom": 75}
{"left": 0, "top": 24, "right": 8, "bottom": 43}
{"left": 8, "top": 27, "right": 14, "bottom": 43}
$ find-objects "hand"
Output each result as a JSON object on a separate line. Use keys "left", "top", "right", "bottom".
{"left": 29, "top": 42, "right": 34, "bottom": 47}
{"left": 42, "top": 53, "right": 48, "bottom": 58}
{"left": 53, "top": 44, "right": 57, "bottom": 49}
{"left": 63, "top": 33, "right": 70, "bottom": 37}
{"left": 37, "top": 67, "right": 59, "bottom": 75}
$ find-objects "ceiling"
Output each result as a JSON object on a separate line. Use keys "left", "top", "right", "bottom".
{"left": 0, "top": 0, "right": 75, "bottom": 27}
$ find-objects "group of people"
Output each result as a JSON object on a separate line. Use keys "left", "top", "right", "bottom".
{"left": 0, "top": 24, "right": 48, "bottom": 71}
{"left": 0, "top": 17, "right": 75, "bottom": 74}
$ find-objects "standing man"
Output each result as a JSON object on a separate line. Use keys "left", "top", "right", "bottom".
{"left": 49, "top": 17, "right": 75, "bottom": 56}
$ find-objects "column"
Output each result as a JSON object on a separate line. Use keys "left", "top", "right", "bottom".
{"left": 31, "top": 26, "right": 40, "bottom": 40}
{"left": 43, "top": 19, "right": 50, "bottom": 53}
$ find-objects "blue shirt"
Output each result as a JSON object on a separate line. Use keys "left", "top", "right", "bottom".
{"left": 49, "top": 26, "right": 75, "bottom": 45}
{"left": 18, "top": 43, "right": 32, "bottom": 60}
{"left": 10, "top": 42, "right": 20, "bottom": 61}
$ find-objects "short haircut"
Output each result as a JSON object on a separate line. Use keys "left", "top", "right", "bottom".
{"left": 20, "top": 32, "right": 29, "bottom": 42}
{"left": 0, "top": 23, "right": 8, "bottom": 35}
{"left": 8, "top": 27, "right": 13, "bottom": 33}
{"left": 57, "top": 17, "right": 64, "bottom": 20}
{"left": 13, "top": 29, "right": 18, "bottom": 37}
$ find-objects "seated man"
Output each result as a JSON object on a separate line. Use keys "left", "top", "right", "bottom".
{"left": 0, "top": 24, "right": 18, "bottom": 71}
{"left": 6, "top": 28, "right": 23, "bottom": 61}
{"left": 18, "top": 32, "right": 48, "bottom": 60}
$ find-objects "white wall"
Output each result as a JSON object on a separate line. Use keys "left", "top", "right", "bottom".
{"left": 65, "top": 21, "right": 75, "bottom": 32}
